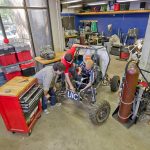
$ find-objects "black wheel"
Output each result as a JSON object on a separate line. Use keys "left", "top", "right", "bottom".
{"left": 110, "top": 75, "right": 120, "bottom": 92}
{"left": 56, "top": 91, "right": 66, "bottom": 103}
{"left": 89, "top": 100, "right": 111, "bottom": 125}
{"left": 12, "top": 132, "right": 15, "bottom": 134}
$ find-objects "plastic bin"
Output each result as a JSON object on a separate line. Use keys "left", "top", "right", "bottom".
{"left": 4, "top": 71, "right": 22, "bottom": 81}
{"left": 114, "top": 3, "right": 120, "bottom": 11}
{"left": 20, "top": 61, "right": 35, "bottom": 70}
{"left": 0, "top": 53, "right": 17, "bottom": 66}
{"left": 14, "top": 43, "right": 30, "bottom": 52}
{"left": 101, "top": 4, "right": 107, "bottom": 12}
{"left": 120, "top": 3, "right": 130, "bottom": 11}
{"left": 13, "top": 42, "right": 32, "bottom": 62}
{"left": 3, "top": 65, "right": 21, "bottom": 74}
{"left": 0, "top": 45, "right": 15, "bottom": 55}
{"left": 16, "top": 50, "right": 32, "bottom": 62}
{"left": 21, "top": 67, "right": 36, "bottom": 77}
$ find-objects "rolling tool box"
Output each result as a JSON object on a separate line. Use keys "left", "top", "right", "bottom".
{"left": 0, "top": 76, "right": 43, "bottom": 135}
{"left": 3, "top": 65, "right": 22, "bottom": 81}
{"left": 14, "top": 43, "right": 32, "bottom": 62}
{"left": 0, "top": 45, "right": 17, "bottom": 66}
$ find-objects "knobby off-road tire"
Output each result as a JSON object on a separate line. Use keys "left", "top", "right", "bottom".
{"left": 89, "top": 100, "right": 111, "bottom": 125}
{"left": 110, "top": 75, "right": 120, "bottom": 92}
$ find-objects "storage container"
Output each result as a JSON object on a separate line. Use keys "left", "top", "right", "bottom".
{"left": 0, "top": 45, "right": 15, "bottom": 55}
{"left": 16, "top": 50, "right": 32, "bottom": 62}
{"left": 120, "top": 46, "right": 130, "bottom": 60}
{"left": 3, "top": 65, "right": 21, "bottom": 74}
{"left": 120, "top": 3, "right": 130, "bottom": 10}
{"left": 100, "top": 4, "right": 107, "bottom": 12}
{"left": 0, "top": 76, "right": 42, "bottom": 135}
{"left": 14, "top": 43, "right": 30, "bottom": 52}
{"left": 21, "top": 67, "right": 36, "bottom": 77}
{"left": 0, "top": 53, "right": 17, "bottom": 66}
{"left": 4, "top": 71, "right": 22, "bottom": 81}
{"left": 114, "top": 3, "right": 120, "bottom": 11}
{"left": 14, "top": 43, "right": 32, "bottom": 62}
{"left": 20, "top": 61, "right": 35, "bottom": 70}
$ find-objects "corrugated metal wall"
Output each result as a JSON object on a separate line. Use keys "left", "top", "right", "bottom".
{"left": 140, "top": 14, "right": 150, "bottom": 82}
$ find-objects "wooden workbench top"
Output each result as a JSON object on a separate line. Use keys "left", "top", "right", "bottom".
{"left": 0, "top": 76, "right": 36, "bottom": 97}
{"left": 34, "top": 51, "right": 65, "bottom": 65}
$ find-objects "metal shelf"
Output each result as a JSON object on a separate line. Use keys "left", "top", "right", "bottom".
{"left": 76, "top": 10, "right": 150, "bottom": 15}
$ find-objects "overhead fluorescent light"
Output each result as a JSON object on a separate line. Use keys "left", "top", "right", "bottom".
{"left": 117, "top": 0, "right": 139, "bottom": 2}
{"left": 62, "top": 0, "right": 82, "bottom": 4}
{"left": 87, "top": 1, "right": 108, "bottom": 6}
{"left": 67, "top": 4, "right": 82, "bottom": 8}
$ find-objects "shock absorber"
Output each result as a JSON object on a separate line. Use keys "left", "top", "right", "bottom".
{"left": 118, "top": 62, "right": 139, "bottom": 123}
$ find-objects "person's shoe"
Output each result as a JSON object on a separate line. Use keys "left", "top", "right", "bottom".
{"left": 50, "top": 103, "right": 62, "bottom": 109}
{"left": 55, "top": 103, "right": 62, "bottom": 107}
{"left": 43, "top": 109, "right": 49, "bottom": 114}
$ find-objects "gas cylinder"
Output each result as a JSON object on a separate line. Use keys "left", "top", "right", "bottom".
{"left": 80, "top": 33, "right": 85, "bottom": 45}
{"left": 118, "top": 63, "right": 139, "bottom": 123}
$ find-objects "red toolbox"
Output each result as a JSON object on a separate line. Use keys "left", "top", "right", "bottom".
{"left": 4, "top": 71, "right": 22, "bottom": 81}
{"left": 14, "top": 43, "right": 32, "bottom": 62}
{"left": 3, "top": 65, "right": 22, "bottom": 81}
{"left": 20, "top": 61, "right": 35, "bottom": 69}
{"left": 0, "top": 77, "right": 43, "bottom": 135}
{"left": 20, "top": 61, "right": 36, "bottom": 76}
{"left": 114, "top": 3, "right": 120, "bottom": 11}
{"left": 120, "top": 52, "right": 130, "bottom": 60}
{"left": 120, "top": 46, "right": 130, "bottom": 60}
{"left": 0, "top": 45, "right": 17, "bottom": 66}
{"left": 16, "top": 50, "right": 32, "bottom": 62}
{"left": 0, "top": 53, "right": 17, "bottom": 66}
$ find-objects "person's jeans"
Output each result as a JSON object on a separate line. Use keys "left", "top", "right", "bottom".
{"left": 42, "top": 88, "right": 56, "bottom": 110}
{"left": 60, "top": 67, "right": 79, "bottom": 91}
{"left": 69, "top": 67, "right": 78, "bottom": 80}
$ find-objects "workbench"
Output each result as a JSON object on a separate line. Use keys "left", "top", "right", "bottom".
{"left": 34, "top": 51, "right": 65, "bottom": 66}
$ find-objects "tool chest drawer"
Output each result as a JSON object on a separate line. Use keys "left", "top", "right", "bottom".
{"left": 20, "top": 86, "right": 43, "bottom": 113}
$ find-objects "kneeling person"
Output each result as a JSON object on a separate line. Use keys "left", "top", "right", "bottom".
{"left": 35, "top": 62, "right": 65, "bottom": 114}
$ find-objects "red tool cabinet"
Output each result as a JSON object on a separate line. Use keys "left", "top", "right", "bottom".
{"left": 0, "top": 76, "right": 43, "bottom": 135}
{"left": 16, "top": 50, "right": 32, "bottom": 62}
{"left": 0, "top": 53, "right": 17, "bottom": 66}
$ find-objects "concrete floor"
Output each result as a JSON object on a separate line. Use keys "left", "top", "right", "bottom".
{"left": 0, "top": 56, "right": 150, "bottom": 150}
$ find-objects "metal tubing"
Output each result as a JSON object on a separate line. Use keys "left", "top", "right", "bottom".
{"left": 0, "top": 14, "right": 7, "bottom": 39}
{"left": 46, "top": 0, "right": 54, "bottom": 51}
{"left": 23, "top": 0, "right": 36, "bottom": 57}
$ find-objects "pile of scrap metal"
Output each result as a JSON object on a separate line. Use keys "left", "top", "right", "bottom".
{"left": 40, "top": 45, "right": 55, "bottom": 60}
{"left": 109, "top": 28, "right": 144, "bottom": 61}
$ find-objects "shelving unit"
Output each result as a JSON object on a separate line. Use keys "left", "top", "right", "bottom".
{"left": 76, "top": 10, "right": 150, "bottom": 15}
{"left": 0, "top": 59, "right": 34, "bottom": 69}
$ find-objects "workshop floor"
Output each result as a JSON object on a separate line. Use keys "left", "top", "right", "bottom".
{"left": 0, "top": 56, "right": 150, "bottom": 150}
